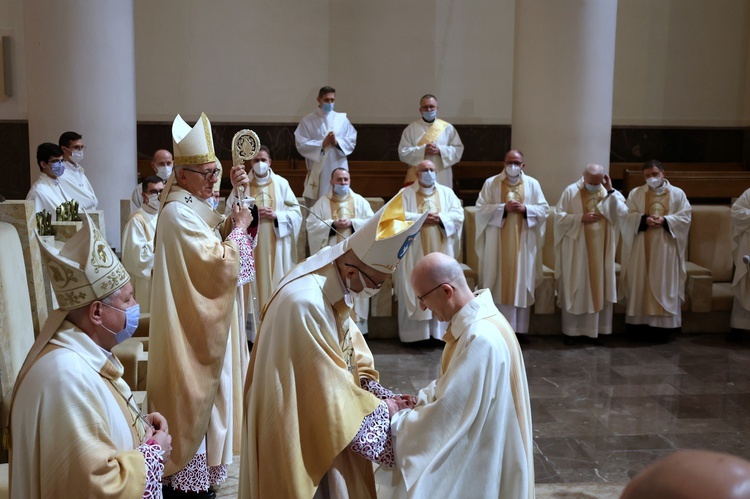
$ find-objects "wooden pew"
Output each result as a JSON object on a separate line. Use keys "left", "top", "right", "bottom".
{"left": 622, "top": 170, "right": 750, "bottom": 202}
{"left": 610, "top": 162, "right": 743, "bottom": 181}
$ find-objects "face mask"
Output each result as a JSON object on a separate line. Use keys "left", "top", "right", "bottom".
{"left": 346, "top": 271, "right": 380, "bottom": 298}
{"left": 208, "top": 197, "right": 220, "bottom": 210}
{"left": 505, "top": 165, "right": 521, "bottom": 178}
{"left": 156, "top": 166, "right": 173, "bottom": 180}
{"left": 333, "top": 184, "right": 350, "bottom": 197}
{"left": 101, "top": 303, "right": 140, "bottom": 344}
{"left": 420, "top": 170, "right": 436, "bottom": 187}
{"left": 585, "top": 183, "right": 600, "bottom": 192}
{"left": 50, "top": 160, "right": 66, "bottom": 178}
{"left": 422, "top": 110, "right": 437, "bottom": 122}
{"left": 646, "top": 176, "right": 663, "bottom": 190}
{"left": 253, "top": 161, "right": 270, "bottom": 177}
{"left": 146, "top": 193, "right": 160, "bottom": 210}
{"left": 322, "top": 102, "right": 334, "bottom": 113}
{"left": 71, "top": 150, "right": 84, "bottom": 164}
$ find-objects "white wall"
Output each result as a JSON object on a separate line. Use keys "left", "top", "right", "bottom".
{"left": 0, "top": 0, "right": 749, "bottom": 125}
{"left": 614, "top": 0, "right": 750, "bottom": 126}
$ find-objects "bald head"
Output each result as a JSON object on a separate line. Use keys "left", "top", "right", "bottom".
{"left": 410, "top": 253, "right": 474, "bottom": 322}
{"left": 583, "top": 163, "right": 605, "bottom": 186}
{"left": 620, "top": 450, "right": 750, "bottom": 499}
{"left": 417, "top": 160, "right": 436, "bottom": 174}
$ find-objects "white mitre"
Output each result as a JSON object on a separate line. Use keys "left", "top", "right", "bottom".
{"left": 344, "top": 191, "right": 428, "bottom": 274}
{"left": 36, "top": 212, "right": 129, "bottom": 311}
{"left": 172, "top": 112, "right": 216, "bottom": 166}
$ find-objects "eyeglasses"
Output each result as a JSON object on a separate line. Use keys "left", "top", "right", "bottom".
{"left": 344, "top": 263, "right": 384, "bottom": 290}
{"left": 418, "top": 282, "right": 451, "bottom": 303}
{"left": 183, "top": 168, "right": 220, "bottom": 181}
{"left": 146, "top": 189, "right": 164, "bottom": 195}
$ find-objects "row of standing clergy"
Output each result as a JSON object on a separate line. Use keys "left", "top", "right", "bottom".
{"left": 124, "top": 146, "right": 731, "bottom": 347}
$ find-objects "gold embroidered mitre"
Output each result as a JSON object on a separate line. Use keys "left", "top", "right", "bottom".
{"left": 172, "top": 112, "right": 216, "bottom": 166}
{"left": 344, "top": 191, "right": 429, "bottom": 274}
{"left": 36, "top": 212, "right": 129, "bottom": 310}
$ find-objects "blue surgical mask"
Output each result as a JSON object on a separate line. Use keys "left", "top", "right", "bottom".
{"left": 420, "top": 170, "right": 436, "bottom": 187}
{"left": 50, "top": 160, "right": 66, "bottom": 178}
{"left": 422, "top": 110, "right": 437, "bottom": 122}
{"left": 208, "top": 197, "right": 220, "bottom": 210}
{"left": 333, "top": 184, "right": 350, "bottom": 197}
{"left": 322, "top": 102, "right": 334, "bottom": 114}
{"left": 102, "top": 302, "right": 140, "bottom": 344}
{"left": 585, "top": 183, "right": 600, "bottom": 192}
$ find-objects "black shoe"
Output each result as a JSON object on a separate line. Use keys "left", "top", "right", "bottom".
{"left": 590, "top": 337, "right": 604, "bottom": 346}
{"left": 563, "top": 336, "right": 577, "bottom": 346}
{"left": 515, "top": 333, "right": 531, "bottom": 345}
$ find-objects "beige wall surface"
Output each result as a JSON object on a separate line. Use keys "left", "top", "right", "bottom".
{"left": 614, "top": 0, "right": 750, "bottom": 125}
{"left": 0, "top": 0, "right": 748, "bottom": 125}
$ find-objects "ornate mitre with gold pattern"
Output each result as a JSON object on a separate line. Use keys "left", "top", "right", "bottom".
{"left": 172, "top": 112, "right": 216, "bottom": 166}
{"left": 344, "top": 191, "right": 429, "bottom": 274}
{"left": 36, "top": 212, "right": 129, "bottom": 310}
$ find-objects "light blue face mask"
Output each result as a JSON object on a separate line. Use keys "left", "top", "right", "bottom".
{"left": 333, "top": 184, "right": 350, "bottom": 196}
{"left": 422, "top": 110, "right": 437, "bottom": 122}
{"left": 585, "top": 183, "right": 600, "bottom": 192}
{"left": 50, "top": 160, "right": 66, "bottom": 178}
{"left": 102, "top": 302, "right": 140, "bottom": 344}
{"left": 322, "top": 102, "right": 334, "bottom": 113}
{"left": 420, "top": 170, "right": 437, "bottom": 187}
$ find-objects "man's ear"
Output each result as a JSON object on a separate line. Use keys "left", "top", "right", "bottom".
{"left": 89, "top": 301, "right": 104, "bottom": 326}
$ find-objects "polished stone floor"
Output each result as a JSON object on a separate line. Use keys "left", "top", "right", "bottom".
{"left": 218, "top": 332, "right": 750, "bottom": 498}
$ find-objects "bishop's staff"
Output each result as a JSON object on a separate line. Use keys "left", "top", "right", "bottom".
{"left": 231, "top": 129, "right": 262, "bottom": 343}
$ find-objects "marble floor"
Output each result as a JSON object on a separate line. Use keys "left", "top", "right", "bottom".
{"left": 218, "top": 332, "right": 750, "bottom": 498}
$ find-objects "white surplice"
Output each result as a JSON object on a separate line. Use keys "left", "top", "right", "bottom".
{"left": 475, "top": 172, "right": 549, "bottom": 333}
{"left": 59, "top": 160, "right": 98, "bottom": 210}
{"left": 555, "top": 179, "right": 628, "bottom": 337}
{"left": 398, "top": 119, "right": 464, "bottom": 187}
{"left": 620, "top": 182, "right": 691, "bottom": 328}
{"left": 295, "top": 108, "right": 357, "bottom": 202}
{"left": 308, "top": 189, "right": 375, "bottom": 332}
{"left": 25, "top": 173, "right": 71, "bottom": 218}
{"left": 376, "top": 290, "right": 534, "bottom": 499}
{"left": 393, "top": 183, "right": 463, "bottom": 342}
{"left": 121, "top": 205, "right": 158, "bottom": 313}
{"left": 731, "top": 188, "right": 750, "bottom": 328}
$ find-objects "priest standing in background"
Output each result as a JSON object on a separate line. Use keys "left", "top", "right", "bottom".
{"left": 620, "top": 160, "right": 691, "bottom": 343}
{"left": 295, "top": 85, "right": 357, "bottom": 207}
{"left": 475, "top": 149, "right": 549, "bottom": 343}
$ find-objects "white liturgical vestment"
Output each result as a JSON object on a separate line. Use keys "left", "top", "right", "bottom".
{"left": 620, "top": 181, "right": 691, "bottom": 328}
{"left": 394, "top": 183, "right": 463, "bottom": 342}
{"left": 555, "top": 179, "right": 627, "bottom": 337}
{"left": 398, "top": 119, "right": 463, "bottom": 187}
{"left": 376, "top": 290, "right": 534, "bottom": 499}
{"left": 731, "top": 188, "right": 750, "bottom": 329}
{"left": 295, "top": 108, "right": 357, "bottom": 202}
{"left": 59, "top": 160, "right": 98, "bottom": 210}
{"left": 475, "top": 172, "right": 549, "bottom": 333}
{"left": 121, "top": 205, "right": 158, "bottom": 314}
{"left": 26, "top": 173, "right": 71, "bottom": 218}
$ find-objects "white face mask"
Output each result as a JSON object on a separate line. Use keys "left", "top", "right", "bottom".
{"left": 585, "top": 183, "right": 600, "bottom": 192}
{"left": 146, "top": 193, "right": 160, "bottom": 210}
{"left": 71, "top": 150, "right": 84, "bottom": 164}
{"left": 346, "top": 271, "right": 379, "bottom": 298}
{"left": 505, "top": 165, "right": 521, "bottom": 178}
{"left": 333, "top": 184, "right": 350, "bottom": 197}
{"left": 156, "top": 166, "right": 173, "bottom": 180}
{"left": 420, "top": 170, "right": 436, "bottom": 187}
{"left": 253, "top": 161, "right": 270, "bottom": 177}
{"left": 646, "top": 176, "right": 663, "bottom": 190}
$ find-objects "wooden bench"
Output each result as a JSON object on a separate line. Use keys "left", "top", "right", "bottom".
{"left": 611, "top": 162, "right": 743, "bottom": 181}
{"left": 622, "top": 170, "right": 750, "bottom": 202}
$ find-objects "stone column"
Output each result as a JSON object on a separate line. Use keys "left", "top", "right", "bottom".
{"left": 24, "top": 0, "right": 137, "bottom": 249}
{"left": 511, "top": 0, "right": 618, "bottom": 204}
